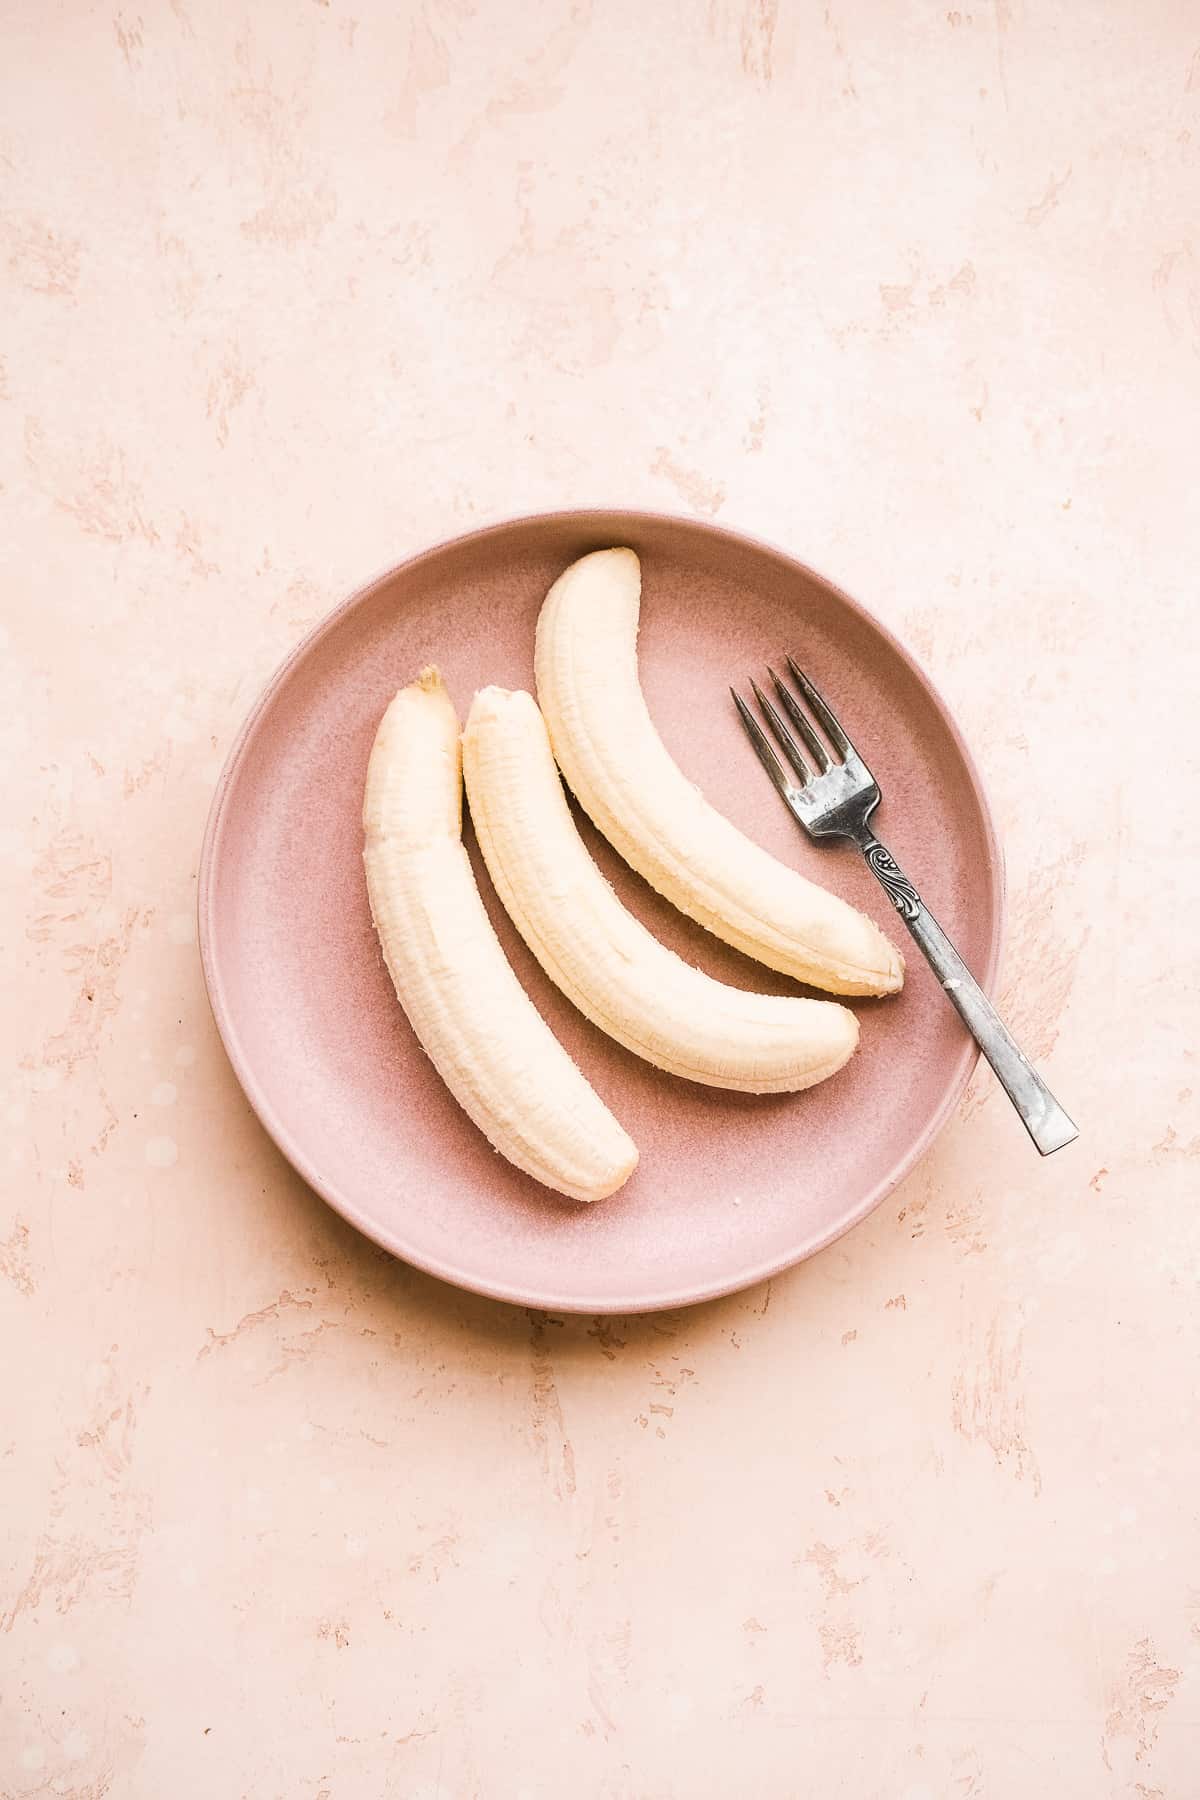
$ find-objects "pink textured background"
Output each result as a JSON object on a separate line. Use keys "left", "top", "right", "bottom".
{"left": 2, "top": 3, "right": 1197, "bottom": 1796}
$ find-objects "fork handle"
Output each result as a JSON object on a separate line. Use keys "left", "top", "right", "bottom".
{"left": 857, "top": 832, "right": 1078, "bottom": 1155}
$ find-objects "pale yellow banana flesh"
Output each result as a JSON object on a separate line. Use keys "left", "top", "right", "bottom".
{"left": 463, "top": 687, "right": 859, "bottom": 1093}
{"left": 362, "top": 667, "right": 637, "bottom": 1203}
{"left": 534, "top": 548, "right": 904, "bottom": 998}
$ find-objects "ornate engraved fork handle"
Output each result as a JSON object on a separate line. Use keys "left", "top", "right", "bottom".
{"left": 861, "top": 835, "right": 921, "bottom": 921}
{"left": 857, "top": 831, "right": 1078, "bottom": 1156}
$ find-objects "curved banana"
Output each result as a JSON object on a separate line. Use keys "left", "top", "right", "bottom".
{"left": 362, "top": 667, "right": 637, "bottom": 1203}
{"left": 534, "top": 547, "right": 904, "bottom": 998}
{"left": 463, "top": 686, "right": 860, "bottom": 1093}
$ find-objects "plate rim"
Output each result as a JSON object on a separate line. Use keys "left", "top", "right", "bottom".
{"left": 198, "top": 508, "right": 1006, "bottom": 1315}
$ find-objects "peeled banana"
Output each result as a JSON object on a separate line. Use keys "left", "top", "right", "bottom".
{"left": 463, "top": 686, "right": 860, "bottom": 1092}
{"left": 362, "top": 667, "right": 637, "bottom": 1203}
{"left": 535, "top": 547, "right": 904, "bottom": 998}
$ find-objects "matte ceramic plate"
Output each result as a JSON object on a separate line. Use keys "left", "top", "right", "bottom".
{"left": 199, "top": 511, "right": 1003, "bottom": 1314}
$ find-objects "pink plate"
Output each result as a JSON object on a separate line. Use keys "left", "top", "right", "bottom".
{"left": 199, "top": 511, "right": 1003, "bottom": 1313}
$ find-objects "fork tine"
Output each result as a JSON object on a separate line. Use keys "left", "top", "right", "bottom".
{"left": 768, "top": 667, "right": 831, "bottom": 772}
{"left": 730, "top": 689, "right": 796, "bottom": 796}
{"left": 749, "top": 678, "right": 811, "bottom": 782}
{"left": 785, "top": 656, "right": 855, "bottom": 760}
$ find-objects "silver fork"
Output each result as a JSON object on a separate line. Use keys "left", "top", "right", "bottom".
{"left": 732, "top": 658, "right": 1077, "bottom": 1155}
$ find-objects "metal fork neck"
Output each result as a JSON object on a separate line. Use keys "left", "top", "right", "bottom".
{"left": 854, "top": 828, "right": 922, "bottom": 923}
